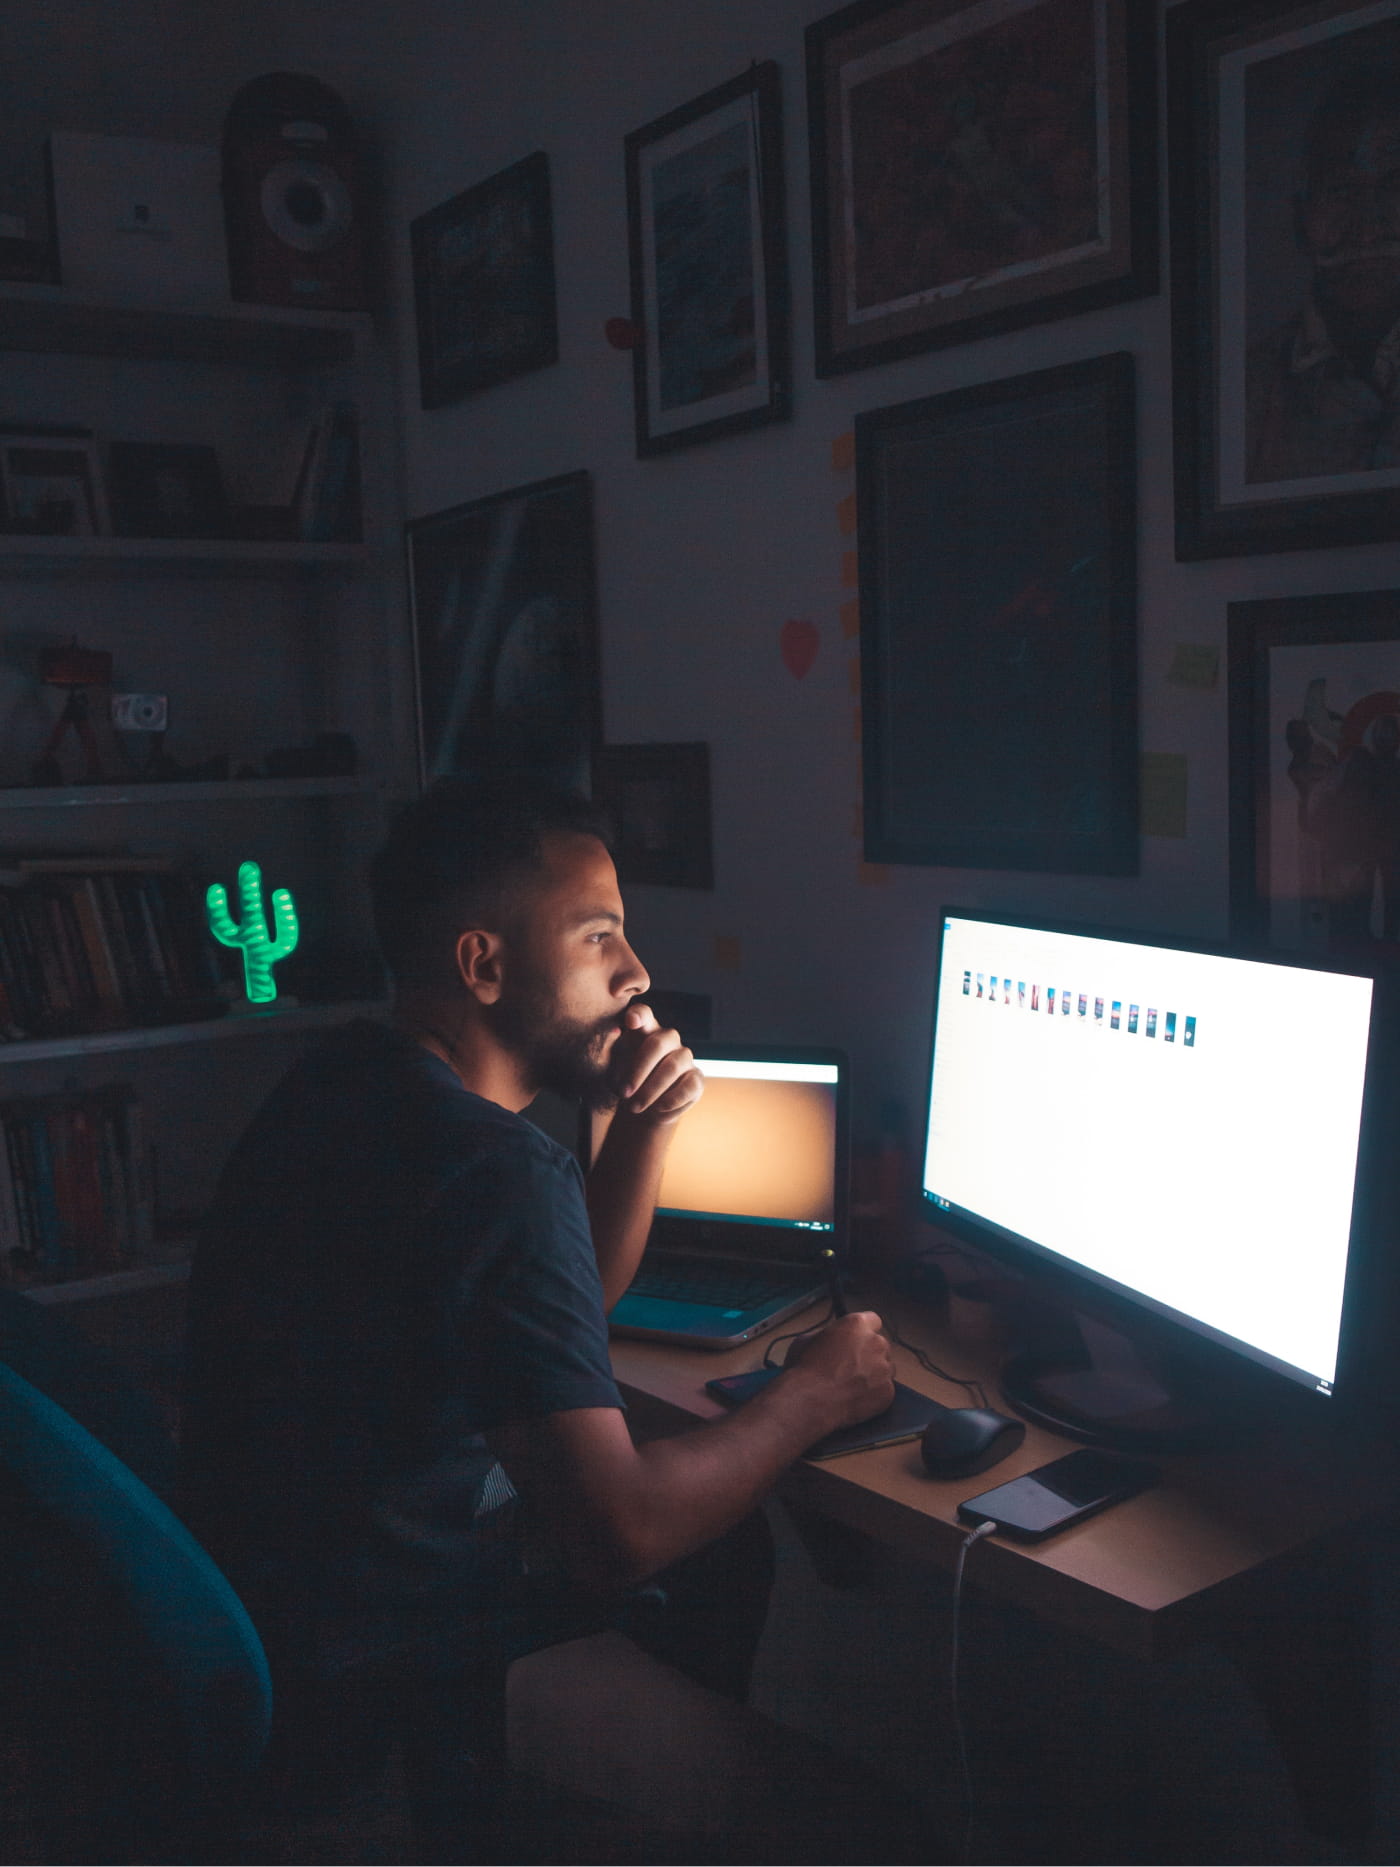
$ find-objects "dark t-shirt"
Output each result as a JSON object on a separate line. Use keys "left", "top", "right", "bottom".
{"left": 178, "top": 1020, "right": 622, "bottom": 1675}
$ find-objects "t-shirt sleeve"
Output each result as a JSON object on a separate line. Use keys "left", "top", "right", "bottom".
{"left": 437, "top": 1135, "right": 624, "bottom": 1427}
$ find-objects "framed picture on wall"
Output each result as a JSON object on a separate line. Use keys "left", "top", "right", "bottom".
{"left": 406, "top": 470, "right": 599, "bottom": 789}
{"left": 592, "top": 742, "right": 714, "bottom": 887}
{"left": 1170, "top": 0, "right": 1400, "bottom": 558}
{"left": 856, "top": 352, "right": 1138, "bottom": 874}
{"left": 107, "top": 442, "right": 227, "bottom": 538}
{"left": 410, "top": 151, "right": 558, "bottom": 410}
{"left": 624, "top": 60, "right": 790, "bottom": 455}
{"left": 805, "top": 0, "right": 1158, "bottom": 378}
{"left": 0, "top": 430, "right": 107, "bottom": 536}
{"left": 1229, "top": 589, "right": 1400, "bottom": 967}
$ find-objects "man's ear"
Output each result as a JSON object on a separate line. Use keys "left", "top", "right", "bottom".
{"left": 454, "top": 928, "right": 506, "bottom": 1003}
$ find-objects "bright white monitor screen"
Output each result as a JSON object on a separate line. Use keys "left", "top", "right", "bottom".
{"left": 923, "top": 915, "right": 1375, "bottom": 1396}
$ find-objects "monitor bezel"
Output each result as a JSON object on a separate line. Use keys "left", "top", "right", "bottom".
{"left": 918, "top": 906, "right": 1390, "bottom": 1421}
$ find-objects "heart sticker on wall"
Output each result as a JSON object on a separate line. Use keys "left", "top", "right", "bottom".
{"left": 780, "top": 618, "right": 819, "bottom": 680}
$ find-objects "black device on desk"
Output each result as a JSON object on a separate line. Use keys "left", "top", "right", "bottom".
{"left": 919, "top": 909, "right": 1386, "bottom": 1449}
{"left": 957, "top": 1447, "right": 1160, "bottom": 1542}
{"left": 607, "top": 1045, "right": 847, "bottom": 1349}
{"left": 705, "top": 1365, "right": 952, "bottom": 1460}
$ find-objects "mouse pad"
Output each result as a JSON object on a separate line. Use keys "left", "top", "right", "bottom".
{"left": 707, "top": 1368, "right": 946, "bottom": 1460}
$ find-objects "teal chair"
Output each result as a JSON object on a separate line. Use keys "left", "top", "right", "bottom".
{"left": 0, "top": 1358, "right": 272, "bottom": 1864}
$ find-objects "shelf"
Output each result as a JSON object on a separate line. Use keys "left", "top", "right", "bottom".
{"left": 0, "top": 533, "right": 369, "bottom": 575}
{"left": 0, "top": 775, "right": 380, "bottom": 810}
{"left": 0, "top": 285, "right": 365, "bottom": 365}
{"left": 0, "top": 998, "right": 388, "bottom": 1065}
{"left": 23, "top": 1259, "right": 191, "bottom": 1305}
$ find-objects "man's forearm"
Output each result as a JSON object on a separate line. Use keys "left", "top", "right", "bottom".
{"left": 615, "top": 1370, "right": 844, "bottom": 1579}
{"left": 585, "top": 1111, "right": 672, "bottom": 1308}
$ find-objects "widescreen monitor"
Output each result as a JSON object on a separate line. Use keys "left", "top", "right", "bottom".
{"left": 921, "top": 911, "right": 1379, "bottom": 1419}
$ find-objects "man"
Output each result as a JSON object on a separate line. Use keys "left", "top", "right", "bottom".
{"left": 179, "top": 780, "right": 893, "bottom": 1847}
{"left": 1247, "top": 67, "right": 1400, "bottom": 484}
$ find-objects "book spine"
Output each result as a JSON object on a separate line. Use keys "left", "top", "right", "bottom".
{"left": 121, "top": 1096, "right": 155, "bottom": 1257}
{"left": 54, "top": 888, "right": 97, "bottom": 1016}
{"left": 0, "top": 895, "right": 41, "bottom": 1033}
{"left": 25, "top": 891, "right": 68, "bottom": 1023}
{"left": 72, "top": 878, "right": 126, "bottom": 1017}
{"left": 68, "top": 1102, "right": 114, "bottom": 1270}
{"left": 133, "top": 880, "right": 173, "bottom": 1000}
{"left": 94, "top": 1096, "right": 130, "bottom": 1263}
{"left": 26, "top": 1110, "right": 63, "bottom": 1271}
{"left": 4, "top": 1112, "right": 37, "bottom": 1259}
{"left": 97, "top": 874, "right": 145, "bottom": 1008}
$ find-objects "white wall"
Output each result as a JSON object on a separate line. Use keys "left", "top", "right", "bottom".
{"left": 19, "top": 0, "right": 1399, "bottom": 1134}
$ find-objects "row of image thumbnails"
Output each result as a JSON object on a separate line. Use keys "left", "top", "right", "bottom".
{"left": 964, "top": 973, "right": 1198, "bottom": 1046}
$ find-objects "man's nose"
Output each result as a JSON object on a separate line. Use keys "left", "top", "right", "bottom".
{"left": 616, "top": 942, "right": 650, "bottom": 997}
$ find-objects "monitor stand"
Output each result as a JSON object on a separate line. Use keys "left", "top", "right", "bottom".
{"left": 997, "top": 1306, "right": 1220, "bottom": 1454}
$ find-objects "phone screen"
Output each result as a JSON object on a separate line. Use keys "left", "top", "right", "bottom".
{"left": 957, "top": 1449, "right": 1159, "bottom": 1541}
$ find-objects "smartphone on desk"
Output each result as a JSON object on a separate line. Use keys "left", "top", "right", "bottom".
{"left": 957, "top": 1447, "right": 1159, "bottom": 1542}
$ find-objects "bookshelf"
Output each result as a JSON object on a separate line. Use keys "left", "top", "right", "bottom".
{"left": 0, "top": 284, "right": 411, "bottom": 1295}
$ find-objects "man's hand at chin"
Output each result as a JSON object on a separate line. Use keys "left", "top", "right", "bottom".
{"left": 608, "top": 1003, "right": 703, "bottom": 1125}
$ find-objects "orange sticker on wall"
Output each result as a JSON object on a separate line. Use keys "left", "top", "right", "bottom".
{"left": 840, "top": 550, "right": 858, "bottom": 587}
{"left": 836, "top": 491, "right": 858, "bottom": 536}
{"left": 858, "top": 862, "right": 891, "bottom": 886}
{"left": 840, "top": 599, "right": 859, "bottom": 638}
{"left": 831, "top": 432, "right": 855, "bottom": 472}
{"left": 712, "top": 934, "right": 743, "bottom": 973}
{"left": 780, "top": 617, "right": 820, "bottom": 679}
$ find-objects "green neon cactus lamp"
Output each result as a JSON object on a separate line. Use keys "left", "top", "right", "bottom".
{"left": 206, "top": 860, "right": 299, "bottom": 1004}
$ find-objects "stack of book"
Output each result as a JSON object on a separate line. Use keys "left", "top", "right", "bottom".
{"left": 0, "top": 1088, "right": 154, "bottom": 1283}
{"left": 0, "top": 857, "right": 224, "bottom": 1041}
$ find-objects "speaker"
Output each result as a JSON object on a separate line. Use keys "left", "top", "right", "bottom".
{"left": 222, "top": 73, "right": 368, "bottom": 311}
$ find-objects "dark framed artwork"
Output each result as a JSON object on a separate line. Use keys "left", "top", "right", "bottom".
{"left": 593, "top": 743, "right": 714, "bottom": 887}
{"left": 806, "top": 0, "right": 1158, "bottom": 378}
{"left": 107, "top": 443, "right": 227, "bottom": 538}
{"left": 410, "top": 151, "right": 558, "bottom": 410}
{"left": 1170, "top": 0, "right": 1400, "bottom": 559}
{"left": 407, "top": 470, "right": 599, "bottom": 789}
{"left": 624, "top": 61, "right": 789, "bottom": 455}
{"left": 857, "top": 352, "right": 1138, "bottom": 874}
{"left": 1229, "top": 589, "right": 1400, "bottom": 966}
{"left": 0, "top": 431, "right": 106, "bottom": 536}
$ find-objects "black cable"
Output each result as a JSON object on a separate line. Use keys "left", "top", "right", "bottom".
{"left": 951, "top": 1518, "right": 996, "bottom": 1862}
{"left": 881, "top": 1316, "right": 989, "bottom": 1409}
{"left": 762, "top": 1302, "right": 837, "bottom": 1368}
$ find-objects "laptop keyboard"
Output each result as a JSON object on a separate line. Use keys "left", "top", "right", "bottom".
{"left": 627, "top": 1263, "right": 804, "bottom": 1309}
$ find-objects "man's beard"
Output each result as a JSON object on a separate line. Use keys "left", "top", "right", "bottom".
{"left": 486, "top": 980, "right": 626, "bottom": 1111}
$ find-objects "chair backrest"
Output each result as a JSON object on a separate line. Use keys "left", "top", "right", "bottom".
{"left": 0, "top": 1357, "right": 272, "bottom": 1858}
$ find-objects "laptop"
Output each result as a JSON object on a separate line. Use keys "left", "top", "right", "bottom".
{"left": 606, "top": 1045, "right": 848, "bottom": 1349}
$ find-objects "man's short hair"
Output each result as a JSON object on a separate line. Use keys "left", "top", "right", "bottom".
{"left": 370, "top": 777, "right": 611, "bottom": 984}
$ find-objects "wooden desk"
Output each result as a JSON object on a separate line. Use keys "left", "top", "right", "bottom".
{"left": 610, "top": 1284, "right": 1373, "bottom": 1841}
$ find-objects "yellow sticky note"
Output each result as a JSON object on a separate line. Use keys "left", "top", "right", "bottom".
{"left": 836, "top": 491, "right": 858, "bottom": 536}
{"left": 831, "top": 432, "right": 855, "bottom": 473}
{"left": 1140, "top": 753, "right": 1188, "bottom": 838}
{"left": 839, "top": 598, "right": 860, "bottom": 638}
{"left": 840, "top": 549, "right": 858, "bottom": 588}
{"left": 859, "top": 862, "right": 891, "bottom": 886}
{"left": 712, "top": 934, "right": 742, "bottom": 973}
{"left": 1167, "top": 644, "right": 1221, "bottom": 691}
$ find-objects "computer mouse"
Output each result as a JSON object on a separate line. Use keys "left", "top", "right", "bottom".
{"left": 919, "top": 1405, "right": 1025, "bottom": 1479}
